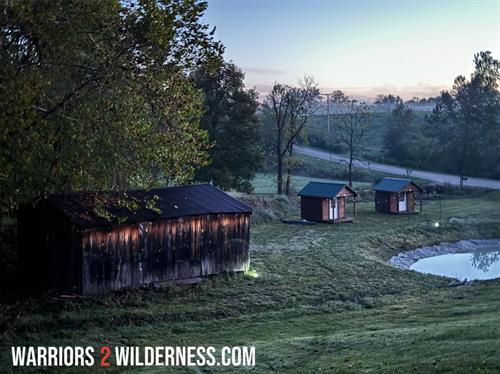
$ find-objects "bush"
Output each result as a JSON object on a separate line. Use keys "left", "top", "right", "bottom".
{"left": 234, "top": 193, "right": 300, "bottom": 225}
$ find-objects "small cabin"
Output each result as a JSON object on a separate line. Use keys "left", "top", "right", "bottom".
{"left": 298, "top": 182, "right": 357, "bottom": 223}
{"left": 373, "top": 177, "right": 423, "bottom": 214}
{"left": 17, "top": 183, "right": 252, "bottom": 295}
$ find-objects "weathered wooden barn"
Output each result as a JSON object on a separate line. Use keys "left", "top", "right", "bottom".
{"left": 17, "top": 184, "right": 252, "bottom": 295}
{"left": 373, "top": 177, "right": 423, "bottom": 214}
{"left": 298, "top": 182, "right": 357, "bottom": 223}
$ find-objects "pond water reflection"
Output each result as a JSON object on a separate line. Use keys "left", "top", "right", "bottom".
{"left": 410, "top": 248, "right": 500, "bottom": 281}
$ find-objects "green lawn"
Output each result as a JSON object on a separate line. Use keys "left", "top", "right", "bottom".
{"left": 251, "top": 172, "right": 372, "bottom": 194}
{"left": 1, "top": 191, "right": 500, "bottom": 372}
{"left": 253, "top": 154, "right": 432, "bottom": 195}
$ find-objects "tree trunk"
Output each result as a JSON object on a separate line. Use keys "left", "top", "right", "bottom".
{"left": 348, "top": 135, "right": 354, "bottom": 187}
{"left": 348, "top": 159, "right": 353, "bottom": 187}
{"left": 285, "top": 146, "right": 293, "bottom": 195}
{"left": 277, "top": 157, "right": 283, "bottom": 194}
{"left": 276, "top": 126, "right": 283, "bottom": 194}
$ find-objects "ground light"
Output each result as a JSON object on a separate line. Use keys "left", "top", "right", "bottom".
{"left": 434, "top": 222, "right": 440, "bottom": 228}
{"left": 245, "top": 269, "right": 259, "bottom": 278}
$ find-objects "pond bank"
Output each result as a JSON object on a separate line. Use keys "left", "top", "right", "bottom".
{"left": 389, "top": 239, "right": 500, "bottom": 269}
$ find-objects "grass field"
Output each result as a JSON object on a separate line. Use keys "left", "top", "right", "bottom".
{"left": 253, "top": 154, "right": 431, "bottom": 195}
{"left": 251, "top": 172, "right": 372, "bottom": 194}
{"left": 1, "top": 190, "right": 500, "bottom": 373}
{"left": 305, "top": 111, "right": 428, "bottom": 161}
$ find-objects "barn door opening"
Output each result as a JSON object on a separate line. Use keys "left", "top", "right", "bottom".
{"left": 398, "top": 192, "right": 407, "bottom": 212}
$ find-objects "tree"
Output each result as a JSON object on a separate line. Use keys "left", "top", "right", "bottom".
{"left": 383, "top": 101, "right": 415, "bottom": 162}
{"left": 0, "top": 0, "right": 223, "bottom": 215}
{"left": 265, "top": 77, "right": 320, "bottom": 194}
{"left": 374, "top": 94, "right": 403, "bottom": 111}
{"left": 334, "top": 94, "right": 372, "bottom": 187}
{"left": 426, "top": 51, "right": 500, "bottom": 182}
{"left": 193, "top": 62, "right": 261, "bottom": 192}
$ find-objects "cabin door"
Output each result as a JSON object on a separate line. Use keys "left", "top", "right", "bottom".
{"left": 329, "top": 198, "right": 339, "bottom": 220}
{"left": 398, "top": 192, "right": 407, "bottom": 212}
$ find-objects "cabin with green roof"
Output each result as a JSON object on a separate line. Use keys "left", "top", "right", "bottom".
{"left": 373, "top": 177, "right": 423, "bottom": 214}
{"left": 298, "top": 182, "right": 358, "bottom": 223}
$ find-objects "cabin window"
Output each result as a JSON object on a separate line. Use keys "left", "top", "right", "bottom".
{"left": 399, "top": 193, "right": 405, "bottom": 201}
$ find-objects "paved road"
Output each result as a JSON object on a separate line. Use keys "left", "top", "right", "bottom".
{"left": 294, "top": 145, "right": 500, "bottom": 190}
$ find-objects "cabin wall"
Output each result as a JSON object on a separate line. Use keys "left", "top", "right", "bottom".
{"left": 390, "top": 193, "right": 398, "bottom": 213}
{"left": 300, "top": 197, "right": 324, "bottom": 222}
{"left": 338, "top": 197, "right": 345, "bottom": 219}
{"left": 81, "top": 213, "right": 250, "bottom": 295}
{"left": 321, "top": 199, "right": 329, "bottom": 221}
{"left": 407, "top": 191, "right": 415, "bottom": 212}
{"left": 375, "top": 191, "right": 392, "bottom": 213}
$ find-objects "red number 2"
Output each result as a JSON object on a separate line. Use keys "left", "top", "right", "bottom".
{"left": 100, "top": 346, "right": 111, "bottom": 367}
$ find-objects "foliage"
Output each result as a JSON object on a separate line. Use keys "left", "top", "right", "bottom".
{"left": 193, "top": 61, "right": 261, "bottom": 192}
{"left": 383, "top": 101, "right": 417, "bottom": 162}
{"left": 332, "top": 92, "right": 372, "bottom": 186}
{"left": 263, "top": 76, "right": 320, "bottom": 194}
{"left": 0, "top": 0, "right": 223, "bottom": 215}
{"left": 425, "top": 51, "right": 500, "bottom": 179}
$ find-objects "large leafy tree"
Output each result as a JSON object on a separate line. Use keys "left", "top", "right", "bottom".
{"left": 0, "top": 0, "right": 222, "bottom": 215}
{"left": 426, "top": 51, "right": 500, "bottom": 181}
{"left": 193, "top": 62, "right": 261, "bottom": 192}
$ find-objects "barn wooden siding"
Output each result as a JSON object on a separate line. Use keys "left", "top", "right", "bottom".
{"left": 82, "top": 214, "right": 250, "bottom": 294}
{"left": 17, "top": 184, "right": 252, "bottom": 295}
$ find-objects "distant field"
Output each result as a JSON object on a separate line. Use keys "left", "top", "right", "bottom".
{"left": 305, "top": 111, "right": 429, "bottom": 160}
{"left": 253, "top": 153, "right": 431, "bottom": 194}
{"left": 251, "top": 172, "right": 372, "bottom": 194}
{"left": 2, "top": 189, "right": 500, "bottom": 372}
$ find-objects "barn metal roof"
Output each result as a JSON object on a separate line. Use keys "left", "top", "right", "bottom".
{"left": 373, "top": 178, "right": 423, "bottom": 192}
{"left": 43, "top": 183, "right": 252, "bottom": 229}
{"left": 298, "top": 181, "right": 357, "bottom": 198}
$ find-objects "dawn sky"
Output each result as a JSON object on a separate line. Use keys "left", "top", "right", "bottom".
{"left": 203, "top": 0, "right": 500, "bottom": 100}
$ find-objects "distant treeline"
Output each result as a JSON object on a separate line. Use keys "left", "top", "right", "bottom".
{"left": 295, "top": 52, "right": 500, "bottom": 181}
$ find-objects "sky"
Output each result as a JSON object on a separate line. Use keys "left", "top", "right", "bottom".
{"left": 203, "top": 0, "right": 500, "bottom": 100}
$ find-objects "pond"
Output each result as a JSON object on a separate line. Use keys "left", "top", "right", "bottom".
{"left": 410, "top": 248, "right": 500, "bottom": 281}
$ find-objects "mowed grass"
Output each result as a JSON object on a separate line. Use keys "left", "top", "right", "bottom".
{"left": 1, "top": 191, "right": 500, "bottom": 373}
{"left": 252, "top": 172, "right": 372, "bottom": 194}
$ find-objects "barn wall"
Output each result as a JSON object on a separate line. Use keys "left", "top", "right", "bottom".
{"left": 300, "top": 197, "right": 324, "bottom": 222}
{"left": 81, "top": 213, "right": 250, "bottom": 295}
{"left": 17, "top": 203, "right": 81, "bottom": 293}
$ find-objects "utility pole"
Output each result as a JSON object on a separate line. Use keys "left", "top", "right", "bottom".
{"left": 324, "top": 92, "right": 332, "bottom": 133}
{"left": 323, "top": 92, "right": 334, "bottom": 165}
